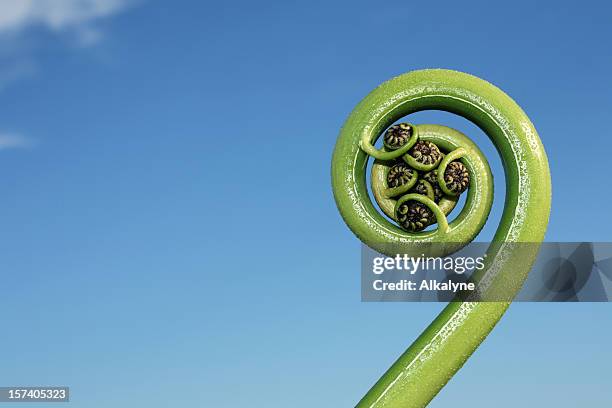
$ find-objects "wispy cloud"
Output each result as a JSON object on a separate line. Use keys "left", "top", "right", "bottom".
{"left": 0, "top": 133, "right": 35, "bottom": 150}
{"left": 0, "top": 0, "right": 136, "bottom": 89}
{"left": 0, "top": 0, "right": 133, "bottom": 44}
{"left": 0, "top": 1, "right": 137, "bottom": 149}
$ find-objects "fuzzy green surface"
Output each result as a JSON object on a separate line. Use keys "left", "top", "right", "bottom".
{"left": 331, "top": 69, "right": 551, "bottom": 407}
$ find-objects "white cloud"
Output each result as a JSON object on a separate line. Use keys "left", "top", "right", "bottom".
{"left": 0, "top": 0, "right": 129, "bottom": 33}
{"left": 0, "top": 0, "right": 134, "bottom": 45}
{"left": 0, "top": 0, "right": 135, "bottom": 89}
{"left": 0, "top": 2, "right": 135, "bottom": 145}
{"left": 0, "top": 133, "right": 35, "bottom": 150}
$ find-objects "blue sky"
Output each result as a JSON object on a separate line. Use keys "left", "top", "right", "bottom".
{"left": 0, "top": 0, "right": 610, "bottom": 407}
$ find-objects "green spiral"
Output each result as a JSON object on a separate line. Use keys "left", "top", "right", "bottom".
{"left": 331, "top": 69, "right": 551, "bottom": 407}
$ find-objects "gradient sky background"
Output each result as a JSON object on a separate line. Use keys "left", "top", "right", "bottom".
{"left": 0, "top": 0, "right": 611, "bottom": 407}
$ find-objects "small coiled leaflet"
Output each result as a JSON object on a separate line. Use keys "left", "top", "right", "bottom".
{"left": 404, "top": 140, "right": 442, "bottom": 171}
{"left": 331, "top": 69, "right": 551, "bottom": 407}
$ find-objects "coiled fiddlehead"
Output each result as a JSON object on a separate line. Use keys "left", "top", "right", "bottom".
{"left": 396, "top": 200, "right": 433, "bottom": 232}
{"left": 369, "top": 123, "right": 490, "bottom": 246}
{"left": 404, "top": 140, "right": 443, "bottom": 171}
{"left": 384, "top": 123, "right": 415, "bottom": 150}
{"left": 331, "top": 69, "right": 551, "bottom": 407}
{"left": 385, "top": 163, "right": 418, "bottom": 198}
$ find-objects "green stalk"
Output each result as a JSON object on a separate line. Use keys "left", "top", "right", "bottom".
{"left": 331, "top": 69, "right": 551, "bottom": 407}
